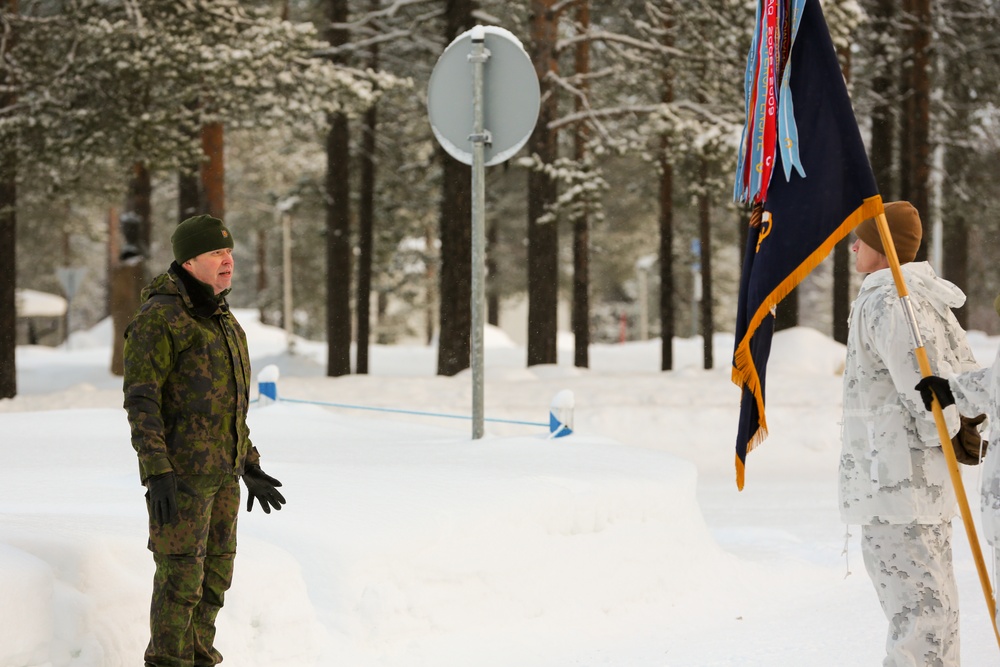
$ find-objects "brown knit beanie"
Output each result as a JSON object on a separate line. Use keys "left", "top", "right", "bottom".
{"left": 854, "top": 201, "right": 922, "bottom": 264}
{"left": 171, "top": 215, "right": 234, "bottom": 263}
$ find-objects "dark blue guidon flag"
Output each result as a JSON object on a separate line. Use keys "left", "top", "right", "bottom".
{"left": 732, "top": 0, "right": 884, "bottom": 490}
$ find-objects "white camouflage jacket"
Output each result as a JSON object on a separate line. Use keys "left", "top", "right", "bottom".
{"left": 948, "top": 349, "right": 1000, "bottom": 545}
{"left": 840, "top": 262, "right": 978, "bottom": 524}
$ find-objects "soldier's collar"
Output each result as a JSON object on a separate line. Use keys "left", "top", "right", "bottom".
{"left": 171, "top": 262, "right": 225, "bottom": 318}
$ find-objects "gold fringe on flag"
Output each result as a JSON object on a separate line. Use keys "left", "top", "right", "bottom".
{"left": 732, "top": 194, "right": 884, "bottom": 488}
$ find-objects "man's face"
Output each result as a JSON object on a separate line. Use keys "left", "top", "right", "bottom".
{"left": 851, "top": 236, "right": 888, "bottom": 274}
{"left": 183, "top": 248, "right": 234, "bottom": 295}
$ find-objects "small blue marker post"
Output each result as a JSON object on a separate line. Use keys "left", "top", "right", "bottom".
{"left": 257, "top": 364, "right": 280, "bottom": 406}
{"left": 548, "top": 389, "right": 574, "bottom": 438}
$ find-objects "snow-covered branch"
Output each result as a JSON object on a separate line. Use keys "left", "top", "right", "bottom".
{"left": 328, "top": 0, "right": 436, "bottom": 28}
{"left": 558, "top": 27, "right": 687, "bottom": 59}
{"left": 548, "top": 104, "right": 664, "bottom": 132}
{"left": 550, "top": 0, "right": 581, "bottom": 17}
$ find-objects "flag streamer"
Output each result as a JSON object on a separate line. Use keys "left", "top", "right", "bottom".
{"left": 731, "top": 0, "right": 883, "bottom": 489}
{"left": 733, "top": 0, "right": 808, "bottom": 205}
{"left": 777, "top": 0, "right": 806, "bottom": 180}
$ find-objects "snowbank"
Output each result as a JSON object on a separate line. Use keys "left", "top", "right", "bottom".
{"left": 0, "top": 401, "right": 728, "bottom": 666}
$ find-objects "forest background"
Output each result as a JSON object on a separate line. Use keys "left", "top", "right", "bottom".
{"left": 2, "top": 0, "right": 1000, "bottom": 400}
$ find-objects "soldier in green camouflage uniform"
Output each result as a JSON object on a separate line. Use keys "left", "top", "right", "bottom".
{"left": 124, "top": 215, "right": 286, "bottom": 667}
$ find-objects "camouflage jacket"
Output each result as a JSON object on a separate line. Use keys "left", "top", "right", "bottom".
{"left": 123, "top": 262, "right": 259, "bottom": 482}
{"left": 948, "top": 349, "right": 1000, "bottom": 545}
{"left": 840, "top": 262, "right": 978, "bottom": 524}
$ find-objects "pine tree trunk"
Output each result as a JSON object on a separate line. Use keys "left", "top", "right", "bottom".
{"left": 356, "top": 0, "right": 379, "bottom": 375}
{"left": 356, "top": 100, "right": 377, "bottom": 374}
{"left": 178, "top": 169, "right": 201, "bottom": 221}
{"left": 0, "top": 0, "right": 18, "bottom": 399}
{"left": 425, "top": 223, "right": 436, "bottom": 345}
{"left": 111, "top": 163, "right": 151, "bottom": 375}
{"left": 833, "top": 238, "right": 851, "bottom": 344}
{"left": 894, "top": 0, "right": 933, "bottom": 259}
{"left": 940, "top": 51, "right": 974, "bottom": 329}
{"left": 0, "top": 172, "right": 14, "bottom": 399}
{"left": 658, "top": 143, "right": 674, "bottom": 371}
{"left": 869, "top": 0, "right": 895, "bottom": 198}
{"left": 325, "top": 115, "right": 352, "bottom": 376}
{"left": 436, "top": 0, "right": 475, "bottom": 376}
{"left": 698, "top": 157, "right": 713, "bottom": 370}
{"left": 178, "top": 100, "right": 203, "bottom": 222}
{"left": 256, "top": 228, "right": 268, "bottom": 310}
{"left": 126, "top": 161, "right": 152, "bottom": 256}
{"left": 571, "top": 219, "right": 589, "bottom": 367}
{"left": 487, "top": 220, "right": 499, "bottom": 326}
{"left": 658, "top": 6, "right": 676, "bottom": 371}
{"left": 437, "top": 154, "right": 472, "bottom": 375}
{"left": 200, "top": 122, "right": 225, "bottom": 220}
{"left": 325, "top": 0, "right": 352, "bottom": 377}
{"left": 110, "top": 262, "right": 146, "bottom": 376}
{"left": 571, "top": 0, "right": 590, "bottom": 369}
{"left": 943, "top": 215, "right": 968, "bottom": 327}
{"left": 832, "top": 22, "right": 854, "bottom": 344}
{"left": 899, "top": 0, "right": 914, "bottom": 205}
{"left": 527, "top": 0, "right": 559, "bottom": 367}
{"left": 908, "top": 0, "right": 931, "bottom": 262}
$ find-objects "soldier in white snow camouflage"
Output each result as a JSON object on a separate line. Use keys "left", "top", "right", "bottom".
{"left": 917, "top": 292, "right": 1000, "bottom": 637}
{"left": 840, "top": 202, "right": 978, "bottom": 667}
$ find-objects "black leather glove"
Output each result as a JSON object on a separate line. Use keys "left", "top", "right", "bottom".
{"left": 915, "top": 375, "right": 955, "bottom": 411}
{"left": 147, "top": 472, "right": 196, "bottom": 526}
{"left": 243, "top": 464, "right": 286, "bottom": 513}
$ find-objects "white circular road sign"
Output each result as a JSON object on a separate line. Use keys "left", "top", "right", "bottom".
{"left": 427, "top": 25, "right": 540, "bottom": 167}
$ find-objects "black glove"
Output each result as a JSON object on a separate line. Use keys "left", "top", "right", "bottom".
{"left": 147, "top": 472, "right": 196, "bottom": 526}
{"left": 915, "top": 375, "right": 955, "bottom": 411}
{"left": 243, "top": 464, "right": 286, "bottom": 513}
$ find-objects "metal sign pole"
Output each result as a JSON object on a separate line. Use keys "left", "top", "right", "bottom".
{"left": 427, "top": 24, "right": 539, "bottom": 440}
{"left": 469, "top": 27, "right": 490, "bottom": 439}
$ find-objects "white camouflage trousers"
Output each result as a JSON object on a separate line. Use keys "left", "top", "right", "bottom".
{"left": 861, "top": 520, "right": 959, "bottom": 667}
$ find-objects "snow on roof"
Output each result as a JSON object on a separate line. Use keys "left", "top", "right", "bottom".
{"left": 16, "top": 289, "right": 68, "bottom": 318}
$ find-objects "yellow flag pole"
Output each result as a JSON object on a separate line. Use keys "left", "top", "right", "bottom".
{"left": 873, "top": 211, "right": 1000, "bottom": 651}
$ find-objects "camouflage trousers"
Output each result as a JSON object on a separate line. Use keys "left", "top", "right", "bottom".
{"left": 145, "top": 474, "right": 240, "bottom": 667}
{"left": 861, "top": 520, "right": 959, "bottom": 667}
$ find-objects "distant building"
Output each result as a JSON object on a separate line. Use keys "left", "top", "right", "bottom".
{"left": 15, "top": 289, "right": 67, "bottom": 346}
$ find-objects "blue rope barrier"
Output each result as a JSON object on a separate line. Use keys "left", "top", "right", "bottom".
{"left": 267, "top": 396, "right": 548, "bottom": 428}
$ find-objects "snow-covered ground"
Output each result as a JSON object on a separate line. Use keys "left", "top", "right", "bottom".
{"left": 2, "top": 312, "right": 999, "bottom": 666}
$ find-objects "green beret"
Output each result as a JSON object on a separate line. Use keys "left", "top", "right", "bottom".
{"left": 171, "top": 215, "right": 234, "bottom": 263}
